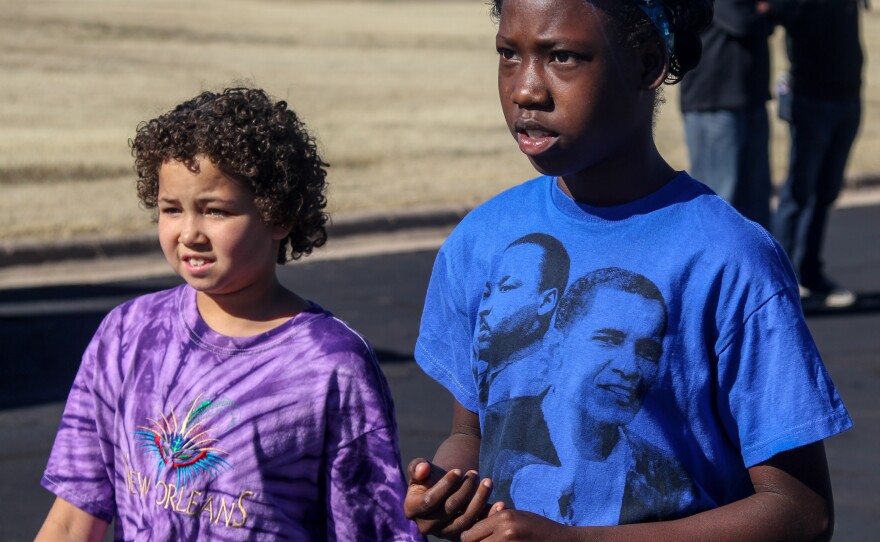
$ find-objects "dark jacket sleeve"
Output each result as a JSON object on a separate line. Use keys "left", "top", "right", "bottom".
{"left": 712, "top": 0, "right": 774, "bottom": 37}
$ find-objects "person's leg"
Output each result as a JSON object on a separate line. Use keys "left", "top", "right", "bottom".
{"left": 773, "top": 95, "right": 828, "bottom": 282}
{"left": 683, "top": 110, "right": 739, "bottom": 202}
{"left": 773, "top": 158, "right": 800, "bottom": 266}
{"left": 800, "top": 98, "right": 861, "bottom": 289}
{"left": 736, "top": 105, "right": 772, "bottom": 228}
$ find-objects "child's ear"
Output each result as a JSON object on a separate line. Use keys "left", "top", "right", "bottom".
{"left": 640, "top": 39, "right": 669, "bottom": 90}
{"left": 271, "top": 224, "right": 290, "bottom": 241}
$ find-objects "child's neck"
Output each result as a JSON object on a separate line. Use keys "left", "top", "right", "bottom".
{"left": 558, "top": 141, "right": 676, "bottom": 207}
{"left": 195, "top": 279, "right": 309, "bottom": 338}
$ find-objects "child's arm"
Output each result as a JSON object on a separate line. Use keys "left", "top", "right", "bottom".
{"left": 404, "top": 400, "right": 499, "bottom": 540}
{"left": 459, "top": 441, "right": 833, "bottom": 542}
{"left": 35, "top": 497, "right": 109, "bottom": 542}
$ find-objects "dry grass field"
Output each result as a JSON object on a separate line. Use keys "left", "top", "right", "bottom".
{"left": 2, "top": 0, "right": 879, "bottom": 243}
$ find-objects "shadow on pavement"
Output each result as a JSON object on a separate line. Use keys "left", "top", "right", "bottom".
{"left": 0, "top": 278, "right": 182, "bottom": 410}
{"left": 1, "top": 256, "right": 423, "bottom": 411}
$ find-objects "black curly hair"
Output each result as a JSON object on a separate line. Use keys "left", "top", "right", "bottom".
{"left": 131, "top": 87, "right": 329, "bottom": 263}
{"left": 488, "top": 0, "right": 713, "bottom": 84}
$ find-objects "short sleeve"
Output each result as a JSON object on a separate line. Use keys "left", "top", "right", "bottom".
{"left": 41, "top": 314, "right": 119, "bottom": 523}
{"left": 414, "top": 243, "right": 480, "bottom": 412}
{"left": 327, "top": 427, "right": 424, "bottom": 541}
{"left": 323, "top": 346, "right": 424, "bottom": 541}
{"left": 715, "top": 287, "right": 853, "bottom": 467}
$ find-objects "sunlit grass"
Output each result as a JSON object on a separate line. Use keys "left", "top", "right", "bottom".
{"left": 1, "top": 0, "right": 878, "bottom": 241}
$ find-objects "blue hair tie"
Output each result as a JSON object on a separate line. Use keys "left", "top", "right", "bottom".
{"left": 637, "top": 0, "right": 674, "bottom": 54}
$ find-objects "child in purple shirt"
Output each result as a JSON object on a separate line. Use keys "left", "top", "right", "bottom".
{"left": 36, "top": 87, "right": 423, "bottom": 541}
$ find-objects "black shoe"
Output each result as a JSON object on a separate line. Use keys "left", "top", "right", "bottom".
{"left": 799, "top": 277, "right": 856, "bottom": 309}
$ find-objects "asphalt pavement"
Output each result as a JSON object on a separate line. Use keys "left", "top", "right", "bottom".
{"left": 1, "top": 199, "right": 879, "bottom": 541}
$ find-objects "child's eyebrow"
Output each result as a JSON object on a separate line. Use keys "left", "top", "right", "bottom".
{"left": 496, "top": 32, "right": 591, "bottom": 51}
{"left": 156, "top": 196, "right": 237, "bottom": 205}
{"left": 197, "top": 196, "right": 237, "bottom": 205}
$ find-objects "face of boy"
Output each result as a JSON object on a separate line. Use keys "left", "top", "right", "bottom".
{"left": 496, "top": 0, "right": 649, "bottom": 178}
{"left": 157, "top": 158, "right": 287, "bottom": 298}
{"left": 558, "top": 286, "right": 664, "bottom": 427}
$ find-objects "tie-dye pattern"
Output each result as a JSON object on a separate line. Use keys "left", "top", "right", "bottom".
{"left": 43, "top": 285, "right": 424, "bottom": 541}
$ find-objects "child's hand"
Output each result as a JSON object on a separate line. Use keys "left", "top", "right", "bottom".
{"left": 460, "top": 507, "right": 572, "bottom": 542}
{"left": 404, "top": 458, "right": 496, "bottom": 540}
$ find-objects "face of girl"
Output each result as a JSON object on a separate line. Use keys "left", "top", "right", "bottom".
{"left": 496, "top": 0, "right": 651, "bottom": 178}
{"left": 157, "top": 158, "right": 287, "bottom": 299}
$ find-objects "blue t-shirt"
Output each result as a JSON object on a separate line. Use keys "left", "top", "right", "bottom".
{"left": 415, "top": 173, "right": 852, "bottom": 525}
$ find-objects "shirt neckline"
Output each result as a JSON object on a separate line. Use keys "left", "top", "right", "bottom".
{"left": 177, "top": 285, "right": 323, "bottom": 354}
{"left": 548, "top": 171, "right": 691, "bottom": 223}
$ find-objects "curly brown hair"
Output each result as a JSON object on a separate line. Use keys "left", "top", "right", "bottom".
{"left": 131, "top": 87, "right": 329, "bottom": 263}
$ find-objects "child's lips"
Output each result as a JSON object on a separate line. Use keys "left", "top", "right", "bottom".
{"left": 514, "top": 119, "right": 558, "bottom": 156}
{"left": 182, "top": 255, "right": 215, "bottom": 272}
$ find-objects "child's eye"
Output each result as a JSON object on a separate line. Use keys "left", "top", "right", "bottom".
{"left": 550, "top": 51, "right": 577, "bottom": 63}
{"left": 497, "top": 47, "right": 517, "bottom": 61}
{"left": 207, "top": 208, "right": 229, "bottom": 217}
{"left": 160, "top": 207, "right": 181, "bottom": 216}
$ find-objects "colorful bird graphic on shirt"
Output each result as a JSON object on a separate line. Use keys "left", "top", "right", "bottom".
{"left": 134, "top": 395, "right": 233, "bottom": 486}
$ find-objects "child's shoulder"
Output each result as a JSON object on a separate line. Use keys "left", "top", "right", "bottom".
{"left": 443, "top": 175, "right": 550, "bottom": 247}
{"left": 669, "top": 176, "right": 799, "bottom": 307}
{"left": 297, "top": 305, "right": 372, "bottom": 354}
{"left": 678, "top": 176, "right": 786, "bottom": 262}
{"left": 293, "top": 305, "right": 382, "bottom": 373}
{"left": 99, "top": 284, "right": 185, "bottom": 331}
{"left": 466, "top": 175, "right": 550, "bottom": 219}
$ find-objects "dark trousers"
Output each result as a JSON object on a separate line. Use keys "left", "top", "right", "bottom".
{"left": 773, "top": 95, "right": 861, "bottom": 287}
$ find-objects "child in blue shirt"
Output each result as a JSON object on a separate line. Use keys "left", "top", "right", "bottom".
{"left": 404, "top": 0, "right": 851, "bottom": 540}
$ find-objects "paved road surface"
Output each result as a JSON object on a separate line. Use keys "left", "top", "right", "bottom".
{"left": 1, "top": 206, "right": 878, "bottom": 540}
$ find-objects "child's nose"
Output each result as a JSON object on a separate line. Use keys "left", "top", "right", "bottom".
{"left": 512, "top": 61, "right": 550, "bottom": 108}
{"left": 179, "top": 218, "right": 207, "bottom": 246}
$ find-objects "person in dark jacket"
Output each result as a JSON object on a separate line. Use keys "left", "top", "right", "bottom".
{"left": 679, "top": 0, "right": 779, "bottom": 228}
{"left": 773, "top": 0, "right": 865, "bottom": 308}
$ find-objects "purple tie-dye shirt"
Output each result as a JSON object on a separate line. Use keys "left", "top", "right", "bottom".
{"left": 43, "top": 285, "right": 423, "bottom": 541}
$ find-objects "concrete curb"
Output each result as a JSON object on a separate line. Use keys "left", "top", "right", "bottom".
{"left": 3, "top": 173, "right": 880, "bottom": 269}
{"left": 846, "top": 172, "right": 880, "bottom": 192}
{"left": 0, "top": 206, "right": 471, "bottom": 269}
